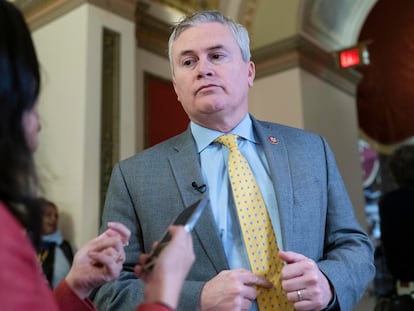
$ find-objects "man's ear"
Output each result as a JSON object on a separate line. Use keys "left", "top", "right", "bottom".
{"left": 247, "top": 61, "right": 256, "bottom": 87}
{"left": 172, "top": 78, "right": 180, "bottom": 102}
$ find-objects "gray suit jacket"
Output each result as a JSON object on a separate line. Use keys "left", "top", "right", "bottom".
{"left": 91, "top": 116, "right": 375, "bottom": 311}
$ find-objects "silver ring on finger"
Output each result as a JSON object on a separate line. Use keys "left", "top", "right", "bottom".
{"left": 297, "top": 290, "right": 302, "bottom": 301}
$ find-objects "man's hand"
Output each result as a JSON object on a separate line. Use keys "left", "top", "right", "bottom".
{"left": 279, "top": 251, "right": 333, "bottom": 310}
{"left": 200, "top": 268, "right": 272, "bottom": 311}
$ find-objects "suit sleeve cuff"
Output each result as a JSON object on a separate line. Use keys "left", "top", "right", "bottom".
{"left": 323, "top": 292, "right": 339, "bottom": 310}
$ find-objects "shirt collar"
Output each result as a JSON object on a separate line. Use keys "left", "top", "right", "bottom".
{"left": 190, "top": 114, "right": 257, "bottom": 153}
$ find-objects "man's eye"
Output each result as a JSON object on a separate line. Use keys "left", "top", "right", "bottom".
{"left": 183, "top": 59, "right": 193, "bottom": 66}
{"left": 210, "top": 53, "right": 225, "bottom": 62}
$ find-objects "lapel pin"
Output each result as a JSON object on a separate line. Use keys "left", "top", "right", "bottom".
{"left": 268, "top": 136, "right": 278, "bottom": 144}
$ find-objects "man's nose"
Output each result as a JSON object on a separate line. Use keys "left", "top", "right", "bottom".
{"left": 196, "top": 59, "right": 213, "bottom": 79}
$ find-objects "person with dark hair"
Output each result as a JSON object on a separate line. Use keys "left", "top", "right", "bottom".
{"left": 379, "top": 144, "right": 414, "bottom": 297}
{"left": 38, "top": 198, "right": 75, "bottom": 288}
{"left": 92, "top": 9, "right": 375, "bottom": 311}
{"left": 0, "top": 1, "right": 195, "bottom": 311}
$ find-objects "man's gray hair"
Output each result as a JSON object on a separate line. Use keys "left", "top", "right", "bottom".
{"left": 168, "top": 10, "right": 251, "bottom": 74}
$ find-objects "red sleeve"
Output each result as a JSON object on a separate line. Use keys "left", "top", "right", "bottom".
{"left": 136, "top": 303, "right": 174, "bottom": 311}
{"left": 54, "top": 280, "right": 97, "bottom": 311}
{"left": 0, "top": 203, "right": 59, "bottom": 311}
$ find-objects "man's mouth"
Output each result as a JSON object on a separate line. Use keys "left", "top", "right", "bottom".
{"left": 196, "top": 84, "right": 219, "bottom": 94}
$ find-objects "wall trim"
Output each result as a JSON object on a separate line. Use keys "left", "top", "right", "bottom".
{"left": 14, "top": 0, "right": 136, "bottom": 30}
{"left": 252, "top": 35, "right": 361, "bottom": 95}
{"left": 136, "top": 1, "right": 171, "bottom": 58}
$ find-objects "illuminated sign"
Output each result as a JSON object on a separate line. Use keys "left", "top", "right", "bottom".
{"left": 334, "top": 43, "right": 370, "bottom": 69}
{"left": 340, "top": 48, "right": 361, "bottom": 68}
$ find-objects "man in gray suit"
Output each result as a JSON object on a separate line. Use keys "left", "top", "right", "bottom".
{"left": 92, "top": 10, "right": 375, "bottom": 311}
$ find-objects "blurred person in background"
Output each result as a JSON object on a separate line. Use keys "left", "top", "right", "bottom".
{"left": 379, "top": 144, "right": 414, "bottom": 299}
{"left": 38, "top": 198, "right": 75, "bottom": 288}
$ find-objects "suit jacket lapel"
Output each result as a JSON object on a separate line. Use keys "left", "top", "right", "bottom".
{"left": 252, "top": 118, "right": 295, "bottom": 249}
{"left": 168, "top": 128, "right": 229, "bottom": 272}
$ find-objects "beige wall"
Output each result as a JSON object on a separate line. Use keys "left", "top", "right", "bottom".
{"left": 300, "top": 70, "right": 365, "bottom": 221}
{"left": 33, "top": 3, "right": 135, "bottom": 247}
{"left": 249, "top": 68, "right": 304, "bottom": 128}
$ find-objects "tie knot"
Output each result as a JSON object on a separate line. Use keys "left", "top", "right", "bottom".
{"left": 215, "top": 134, "right": 239, "bottom": 151}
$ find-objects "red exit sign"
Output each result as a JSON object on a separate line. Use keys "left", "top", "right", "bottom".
{"left": 334, "top": 43, "right": 370, "bottom": 69}
{"left": 339, "top": 48, "right": 360, "bottom": 68}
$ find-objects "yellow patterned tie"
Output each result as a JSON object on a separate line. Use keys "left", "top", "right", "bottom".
{"left": 215, "top": 134, "right": 294, "bottom": 311}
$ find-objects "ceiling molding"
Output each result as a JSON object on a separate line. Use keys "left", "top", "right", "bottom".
{"left": 15, "top": 0, "right": 85, "bottom": 30}
{"left": 89, "top": 0, "right": 136, "bottom": 21}
{"left": 135, "top": 1, "right": 171, "bottom": 58}
{"left": 237, "top": 0, "right": 260, "bottom": 33}
{"left": 149, "top": 0, "right": 219, "bottom": 14}
{"left": 14, "top": 0, "right": 136, "bottom": 30}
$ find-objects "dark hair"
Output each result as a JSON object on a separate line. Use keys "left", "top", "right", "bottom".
{"left": 389, "top": 144, "right": 414, "bottom": 189}
{"left": 0, "top": 0, "right": 42, "bottom": 249}
{"left": 39, "top": 197, "right": 57, "bottom": 212}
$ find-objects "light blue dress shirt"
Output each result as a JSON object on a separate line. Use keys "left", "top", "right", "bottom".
{"left": 190, "top": 114, "right": 285, "bottom": 311}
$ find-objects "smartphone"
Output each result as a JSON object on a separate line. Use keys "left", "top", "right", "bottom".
{"left": 143, "top": 196, "right": 208, "bottom": 272}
